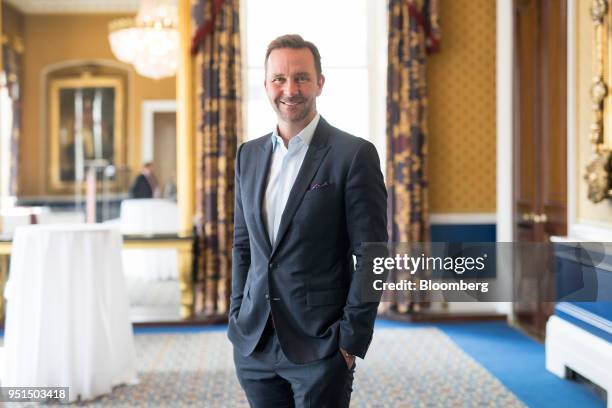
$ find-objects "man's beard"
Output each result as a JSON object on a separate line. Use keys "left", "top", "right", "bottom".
{"left": 275, "top": 96, "right": 312, "bottom": 123}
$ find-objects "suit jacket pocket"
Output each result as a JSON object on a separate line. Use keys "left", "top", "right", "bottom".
{"left": 296, "top": 184, "right": 336, "bottom": 225}
{"left": 303, "top": 183, "right": 335, "bottom": 200}
{"left": 307, "top": 288, "right": 347, "bottom": 306}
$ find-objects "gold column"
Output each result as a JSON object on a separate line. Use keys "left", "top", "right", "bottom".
{"left": 177, "top": 0, "right": 195, "bottom": 236}
{"left": 177, "top": 244, "right": 194, "bottom": 318}
{"left": 176, "top": 0, "right": 195, "bottom": 318}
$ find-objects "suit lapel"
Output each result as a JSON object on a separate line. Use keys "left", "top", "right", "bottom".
{"left": 254, "top": 137, "right": 273, "bottom": 255}
{"left": 271, "top": 119, "right": 331, "bottom": 258}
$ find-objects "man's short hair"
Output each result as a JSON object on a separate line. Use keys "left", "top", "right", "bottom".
{"left": 265, "top": 34, "right": 322, "bottom": 79}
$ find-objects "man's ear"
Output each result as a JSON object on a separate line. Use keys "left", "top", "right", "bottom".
{"left": 317, "top": 74, "right": 325, "bottom": 96}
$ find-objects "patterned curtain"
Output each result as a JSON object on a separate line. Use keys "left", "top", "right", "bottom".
{"left": 1, "top": 41, "right": 23, "bottom": 198}
{"left": 192, "top": 0, "right": 242, "bottom": 316}
{"left": 386, "top": 0, "right": 440, "bottom": 313}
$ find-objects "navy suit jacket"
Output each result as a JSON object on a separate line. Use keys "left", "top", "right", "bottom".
{"left": 129, "top": 174, "right": 153, "bottom": 199}
{"left": 227, "top": 117, "right": 388, "bottom": 364}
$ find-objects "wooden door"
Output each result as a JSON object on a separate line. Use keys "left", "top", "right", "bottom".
{"left": 513, "top": 0, "right": 567, "bottom": 340}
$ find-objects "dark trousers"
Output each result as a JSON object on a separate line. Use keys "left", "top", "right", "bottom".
{"left": 233, "top": 328, "right": 355, "bottom": 408}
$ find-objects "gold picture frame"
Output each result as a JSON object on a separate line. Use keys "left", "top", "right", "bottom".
{"left": 48, "top": 74, "right": 125, "bottom": 194}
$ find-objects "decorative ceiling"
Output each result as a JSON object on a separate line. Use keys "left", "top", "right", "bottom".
{"left": 3, "top": 0, "right": 140, "bottom": 13}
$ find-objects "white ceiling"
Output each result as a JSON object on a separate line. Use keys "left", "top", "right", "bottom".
{"left": 3, "top": 0, "right": 140, "bottom": 14}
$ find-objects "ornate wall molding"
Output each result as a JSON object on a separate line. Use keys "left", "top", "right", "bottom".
{"left": 585, "top": 0, "right": 612, "bottom": 202}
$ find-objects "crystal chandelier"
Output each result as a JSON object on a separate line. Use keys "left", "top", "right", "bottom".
{"left": 108, "top": 0, "right": 178, "bottom": 80}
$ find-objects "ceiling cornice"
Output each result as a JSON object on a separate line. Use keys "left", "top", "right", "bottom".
{"left": 3, "top": 0, "right": 140, "bottom": 14}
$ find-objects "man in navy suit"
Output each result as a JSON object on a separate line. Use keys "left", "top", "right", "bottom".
{"left": 128, "top": 162, "right": 159, "bottom": 199}
{"left": 228, "top": 34, "right": 388, "bottom": 407}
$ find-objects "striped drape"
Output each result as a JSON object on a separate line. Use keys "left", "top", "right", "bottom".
{"left": 192, "top": 0, "right": 242, "bottom": 316}
{"left": 386, "top": 0, "right": 440, "bottom": 312}
{"left": 1, "top": 41, "right": 22, "bottom": 197}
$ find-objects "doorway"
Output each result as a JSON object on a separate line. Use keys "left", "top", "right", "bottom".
{"left": 513, "top": 0, "right": 568, "bottom": 339}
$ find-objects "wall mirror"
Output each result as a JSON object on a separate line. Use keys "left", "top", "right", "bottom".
{"left": 0, "top": 0, "right": 189, "bottom": 322}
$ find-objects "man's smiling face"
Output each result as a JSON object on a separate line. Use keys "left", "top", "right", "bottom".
{"left": 264, "top": 47, "right": 324, "bottom": 129}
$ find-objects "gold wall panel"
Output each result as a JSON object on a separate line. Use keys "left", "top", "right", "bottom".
{"left": 427, "top": 0, "right": 496, "bottom": 213}
{"left": 19, "top": 13, "right": 176, "bottom": 196}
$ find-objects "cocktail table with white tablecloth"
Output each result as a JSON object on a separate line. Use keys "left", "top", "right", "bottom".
{"left": 120, "top": 199, "right": 180, "bottom": 281}
{"left": 119, "top": 199, "right": 179, "bottom": 235}
{"left": 1, "top": 224, "right": 138, "bottom": 402}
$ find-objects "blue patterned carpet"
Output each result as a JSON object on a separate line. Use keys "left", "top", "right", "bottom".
{"left": 34, "top": 327, "right": 526, "bottom": 407}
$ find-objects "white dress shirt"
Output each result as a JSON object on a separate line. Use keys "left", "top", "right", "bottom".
{"left": 263, "top": 113, "right": 320, "bottom": 246}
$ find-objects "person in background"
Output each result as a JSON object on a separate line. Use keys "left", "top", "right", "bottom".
{"left": 128, "top": 162, "right": 160, "bottom": 199}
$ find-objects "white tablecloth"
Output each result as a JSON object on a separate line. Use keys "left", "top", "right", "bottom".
{"left": 120, "top": 199, "right": 179, "bottom": 281}
{"left": 0, "top": 208, "right": 85, "bottom": 236}
{"left": 0, "top": 207, "right": 46, "bottom": 235}
{"left": 37, "top": 211, "right": 85, "bottom": 225}
{"left": 120, "top": 199, "right": 179, "bottom": 235}
{"left": 1, "top": 224, "right": 137, "bottom": 402}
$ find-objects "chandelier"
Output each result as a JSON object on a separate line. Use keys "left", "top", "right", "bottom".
{"left": 108, "top": 0, "right": 178, "bottom": 80}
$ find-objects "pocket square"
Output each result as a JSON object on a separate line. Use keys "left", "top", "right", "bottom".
{"left": 309, "top": 181, "right": 332, "bottom": 191}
